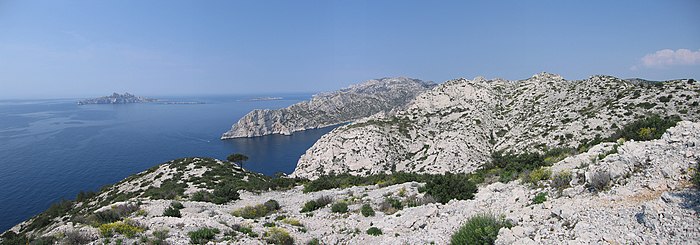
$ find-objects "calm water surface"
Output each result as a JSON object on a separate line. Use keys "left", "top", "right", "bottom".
{"left": 0, "top": 94, "right": 337, "bottom": 232}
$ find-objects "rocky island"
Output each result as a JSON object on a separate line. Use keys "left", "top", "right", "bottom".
{"left": 3, "top": 73, "right": 699, "bottom": 245}
{"left": 77, "top": 93, "right": 158, "bottom": 105}
{"left": 221, "top": 77, "right": 436, "bottom": 139}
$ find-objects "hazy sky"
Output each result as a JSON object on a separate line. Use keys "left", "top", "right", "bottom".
{"left": 1, "top": 1, "right": 699, "bottom": 99}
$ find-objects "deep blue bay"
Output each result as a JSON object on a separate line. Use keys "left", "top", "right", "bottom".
{"left": 0, "top": 94, "right": 337, "bottom": 232}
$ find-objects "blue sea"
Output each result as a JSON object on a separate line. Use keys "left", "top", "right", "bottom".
{"left": 0, "top": 94, "right": 337, "bottom": 232}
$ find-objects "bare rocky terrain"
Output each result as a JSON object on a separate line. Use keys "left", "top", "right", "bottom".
{"left": 221, "top": 77, "right": 435, "bottom": 139}
{"left": 292, "top": 73, "right": 700, "bottom": 179}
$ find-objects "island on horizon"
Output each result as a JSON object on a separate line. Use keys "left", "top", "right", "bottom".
{"left": 77, "top": 92, "right": 158, "bottom": 105}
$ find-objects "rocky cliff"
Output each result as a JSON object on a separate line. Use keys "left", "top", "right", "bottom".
{"left": 292, "top": 73, "right": 700, "bottom": 179}
{"left": 221, "top": 77, "right": 435, "bottom": 139}
{"left": 77, "top": 93, "right": 157, "bottom": 105}
{"left": 3, "top": 122, "right": 699, "bottom": 244}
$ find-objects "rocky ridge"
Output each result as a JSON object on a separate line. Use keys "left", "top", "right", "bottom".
{"left": 3, "top": 121, "right": 699, "bottom": 244}
{"left": 221, "top": 77, "right": 435, "bottom": 139}
{"left": 77, "top": 93, "right": 157, "bottom": 105}
{"left": 292, "top": 73, "right": 700, "bottom": 179}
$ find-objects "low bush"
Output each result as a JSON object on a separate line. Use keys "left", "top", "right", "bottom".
{"left": 282, "top": 218, "right": 303, "bottom": 227}
{"left": 450, "top": 213, "right": 512, "bottom": 245}
{"left": 151, "top": 229, "right": 169, "bottom": 245}
{"left": 233, "top": 225, "right": 258, "bottom": 238}
{"left": 694, "top": 162, "right": 700, "bottom": 188}
{"left": 525, "top": 167, "right": 551, "bottom": 185}
{"left": 551, "top": 171, "right": 572, "bottom": 190}
{"left": 300, "top": 196, "right": 333, "bottom": 213}
{"left": 607, "top": 115, "right": 680, "bottom": 142}
{"left": 163, "top": 201, "right": 184, "bottom": 218}
{"left": 63, "top": 231, "right": 92, "bottom": 244}
{"left": 300, "top": 200, "right": 320, "bottom": 213}
{"left": 360, "top": 204, "right": 375, "bottom": 217}
{"left": 264, "top": 227, "right": 294, "bottom": 245}
{"left": 331, "top": 202, "right": 349, "bottom": 213}
{"left": 366, "top": 227, "right": 382, "bottom": 236}
{"left": 188, "top": 227, "right": 220, "bottom": 244}
{"left": 404, "top": 194, "right": 437, "bottom": 207}
{"left": 307, "top": 238, "right": 321, "bottom": 245}
{"left": 264, "top": 199, "right": 281, "bottom": 211}
{"left": 99, "top": 221, "right": 145, "bottom": 238}
{"left": 532, "top": 192, "right": 547, "bottom": 204}
{"left": 315, "top": 196, "right": 333, "bottom": 207}
{"left": 422, "top": 173, "right": 477, "bottom": 204}
{"left": 232, "top": 202, "right": 277, "bottom": 219}
{"left": 589, "top": 171, "right": 610, "bottom": 191}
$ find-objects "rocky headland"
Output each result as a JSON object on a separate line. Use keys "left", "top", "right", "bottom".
{"left": 221, "top": 77, "right": 436, "bottom": 139}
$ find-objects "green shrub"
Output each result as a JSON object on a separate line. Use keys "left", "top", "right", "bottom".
{"left": 282, "top": 218, "right": 303, "bottom": 227}
{"left": 307, "top": 238, "right": 321, "bottom": 245}
{"left": 300, "top": 196, "right": 332, "bottom": 213}
{"left": 450, "top": 213, "right": 512, "bottom": 245}
{"left": 152, "top": 229, "right": 169, "bottom": 245}
{"left": 423, "top": 173, "right": 477, "bottom": 204}
{"left": 300, "top": 200, "right": 320, "bottom": 213}
{"left": 264, "top": 199, "right": 281, "bottom": 212}
{"left": 589, "top": 171, "right": 610, "bottom": 191}
{"left": 211, "top": 183, "right": 240, "bottom": 204}
{"left": 526, "top": 167, "right": 551, "bottom": 184}
{"left": 331, "top": 202, "right": 348, "bottom": 213}
{"left": 188, "top": 227, "right": 220, "bottom": 244}
{"left": 232, "top": 225, "right": 259, "bottom": 238}
{"left": 360, "top": 204, "right": 375, "bottom": 217}
{"left": 263, "top": 222, "right": 276, "bottom": 227}
{"left": 264, "top": 227, "right": 294, "bottom": 245}
{"left": 144, "top": 181, "right": 186, "bottom": 200}
{"left": 315, "top": 196, "right": 333, "bottom": 207}
{"left": 63, "top": 231, "right": 91, "bottom": 244}
{"left": 694, "top": 162, "right": 700, "bottom": 188}
{"left": 608, "top": 115, "right": 680, "bottom": 142}
{"left": 404, "top": 194, "right": 437, "bottom": 207}
{"left": 99, "top": 221, "right": 145, "bottom": 238}
{"left": 162, "top": 206, "right": 180, "bottom": 217}
{"left": 232, "top": 204, "right": 274, "bottom": 219}
{"left": 550, "top": 171, "right": 572, "bottom": 190}
{"left": 170, "top": 201, "right": 184, "bottom": 209}
{"left": 366, "top": 227, "right": 383, "bottom": 236}
{"left": 532, "top": 192, "right": 547, "bottom": 204}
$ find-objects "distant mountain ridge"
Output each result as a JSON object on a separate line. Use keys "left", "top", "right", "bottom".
{"left": 221, "top": 77, "right": 436, "bottom": 139}
{"left": 77, "top": 93, "right": 157, "bottom": 105}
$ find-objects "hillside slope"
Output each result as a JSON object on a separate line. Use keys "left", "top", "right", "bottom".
{"left": 3, "top": 122, "right": 699, "bottom": 244}
{"left": 292, "top": 73, "right": 700, "bottom": 178}
{"left": 221, "top": 77, "right": 435, "bottom": 139}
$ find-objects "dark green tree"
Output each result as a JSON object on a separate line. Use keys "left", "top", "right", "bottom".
{"left": 227, "top": 153, "right": 249, "bottom": 168}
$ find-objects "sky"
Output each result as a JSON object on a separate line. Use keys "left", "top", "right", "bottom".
{"left": 0, "top": 1, "right": 699, "bottom": 99}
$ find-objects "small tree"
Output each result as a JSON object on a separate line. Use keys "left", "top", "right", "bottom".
{"left": 227, "top": 153, "right": 249, "bottom": 168}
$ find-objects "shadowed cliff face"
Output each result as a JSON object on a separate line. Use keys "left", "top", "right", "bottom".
{"left": 292, "top": 73, "right": 700, "bottom": 179}
{"left": 221, "top": 77, "right": 436, "bottom": 139}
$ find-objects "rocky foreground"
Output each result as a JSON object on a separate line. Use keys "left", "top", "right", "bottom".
{"left": 77, "top": 93, "right": 157, "bottom": 105}
{"left": 221, "top": 77, "right": 435, "bottom": 139}
{"left": 292, "top": 73, "right": 700, "bottom": 179}
{"left": 3, "top": 121, "right": 699, "bottom": 244}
